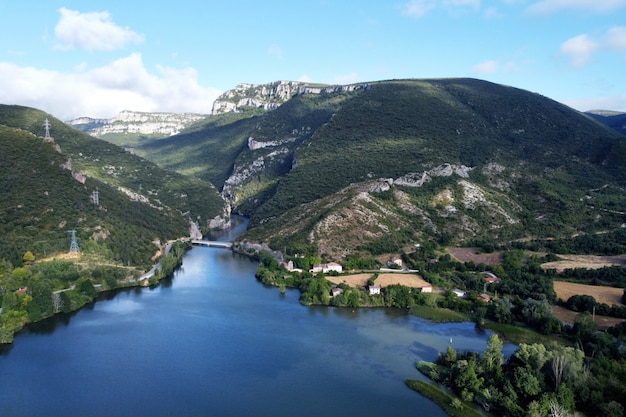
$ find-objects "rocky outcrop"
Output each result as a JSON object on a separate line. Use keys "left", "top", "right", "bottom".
{"left": 67, "top": 110, "right": 207, "bottom": 137}
{"left": 208, "top": 204, "right": 232, "bottom": 230}
{"left": 211, "top": 80, "right": 371, "bottom": 115}
{"left": 393, "top": 164, "right": 474, "bottom": 187}
{"left": 211, "top": 81, "right": 303, "bottom": 114}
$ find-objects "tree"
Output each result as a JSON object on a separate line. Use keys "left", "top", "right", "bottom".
{"left": 483, "top": 334, "right": 504, "bottom": 376}
{"left": 77, "top": 279, "right": 97, "bottom": 299}
{"left": 27, "top": 280, "right": 53, "bottom": 321}
{"left": 22, "top": 251, "right": 35, "bottom": 264}
{"left": 442, "top": 344, "right": 457, "bottom": 365}
{"left": 552, "top": 353, "right": 567, "bottom": 390}
{"left": 453, "top": 355, "right": 484, "bottom": 402}
{"left": 597, "top": 401, "right": 624, "bottom": 417}
{"left": 513, "top": 366, "right": 543, "bottom": 400}
{"left": 550, "top": 346, "right": 585, "bottom": 391}
{"left": 514, "top": 343, "right": 550, "bottom": 370}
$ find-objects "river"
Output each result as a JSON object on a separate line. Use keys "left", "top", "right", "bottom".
{"left": 0, "top": 219, "right": 515, "bottom": 416}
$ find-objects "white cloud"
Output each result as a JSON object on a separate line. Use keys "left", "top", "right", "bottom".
{"left": 402, "top": 0, "right": 437, "bottom": 17}
{"left": 605, "top": 26, "right": 626, "bottom": 50}
{"left": 334, "top": 72, "right": 360, "bottom": 85}
{"left": 472, "top": 60, "right": 499, "bottom": 75}
{"left": 267, "top": 44, "right": 284, "bottom": 59}
{"left": 444, "top": 0, "right": 480, "bottom": 11}
{"left": 54, "top": 8, "right": 144, "bottom": 51}
{"left": 402, "top": 0, "right": 480, "bottom": 17}
{"left": 483, "top": 7, "right": 502, "bottom": 18}
{"left": 297, "top": 74, "right": 312, "bottom": 83}
{"left": 527, "top": 0, "right": 626, "bottom": 15}
{"left": 558, "top": 26, "right": 626, "bottom": 68}
{"left": 0, "top": 53, "right": 221, "bottom": 120}
{"left": 560, "top": 34, "right": 599, "bottom": 67}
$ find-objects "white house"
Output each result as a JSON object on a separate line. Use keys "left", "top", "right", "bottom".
{"left": 368, "top": 285, "right": 381, "bottom": 295}
{"left": 280, "top": 260, "right": 294, "bottom": 271}
{"left": 330, "top": 287, "right": 344, "bottom": 297}
{"left": 324, "top": 262, "right": 343, "bottom": 273}
{"left": 420, "top": 284, "right": 433, "bottom": 293}
{"left": 388, "top": 256, "right": 403, "bottom": 267}
{"left": 452, "top": 288, "right": 467, "bottom": 298}
{"left": 310, "top": 262, "right": 343, "bottom": 274}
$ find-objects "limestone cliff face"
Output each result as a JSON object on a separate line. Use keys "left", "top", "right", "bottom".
{"left": 211, "top": 80, "right": 371, "bottom": 114}
{"left": 67, "top": 110, "right": 207, "bottom": 137}
{"left": 216, "top": 81, "right": 372, "bottom": 206}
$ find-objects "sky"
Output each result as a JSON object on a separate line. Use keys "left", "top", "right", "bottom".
{"left": 1, "top": 0, "right": 625, "bottom": 120}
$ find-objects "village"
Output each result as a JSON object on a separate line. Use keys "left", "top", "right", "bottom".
{"left": 277, "top": 255, "right": 502, "bottom": 303}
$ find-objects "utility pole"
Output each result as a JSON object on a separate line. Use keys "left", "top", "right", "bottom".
{"left": 43, "top": 118, "right": 51, "bottom": 139}
{"left": 91, "top": 188, "right": 99, "bottom": 205}
{"left": 68, "top": 230, "right": 79, "bottom": 255}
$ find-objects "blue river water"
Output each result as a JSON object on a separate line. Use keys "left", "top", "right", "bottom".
{"left": 0, "top": 221, "right": 516, "bottom": 416}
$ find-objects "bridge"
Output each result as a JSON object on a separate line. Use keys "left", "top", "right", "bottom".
{"left": 191, "top": 240, "right": 232, "bottom": 249}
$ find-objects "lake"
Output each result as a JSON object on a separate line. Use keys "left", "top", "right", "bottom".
{"left": 0, "top": 221, "right": 515, "bottom": 416}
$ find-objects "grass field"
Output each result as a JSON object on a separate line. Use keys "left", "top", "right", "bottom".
{"left": 409, "top": 305, "right": 469, "bottom": 322}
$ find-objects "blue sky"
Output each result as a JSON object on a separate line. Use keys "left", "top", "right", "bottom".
{"left": 1, "top": 0, "right": 625, "bottom": 120}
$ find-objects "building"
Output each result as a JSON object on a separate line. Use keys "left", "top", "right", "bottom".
{"left": 388, "top": 256, "right": 403, "bottom": 267}
{"left": 325, "top": 262, "right": 343, "bottom": 273}
{"left": 330, "top": 287, "right": 344, "bottom": 297}
{"left": 368, "top": 285, "right": 381, "bottom": 295}
{"left": 452, "top": 288, "right": 467, "bottom": 298}
{"left": 477, "top": 293, "right": 491, "bottom": 302}
{"left": 310, "top": 262, "right": 343, "bottom": 274}
{"left": 483, "top": 272, "right": 501, "bottom": 283}
{"left": 280, "top": 260, "right": 294, "bottom": 271}
{"left": 420, "top": 284, "right": 433, "bottom": 293}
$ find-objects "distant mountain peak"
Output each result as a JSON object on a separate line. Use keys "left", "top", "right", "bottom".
{"left": 67, "top": 110, "right": 207, "bottom": 137}
{"left": 211, "top": 80, "right": 371, "bottom": 114}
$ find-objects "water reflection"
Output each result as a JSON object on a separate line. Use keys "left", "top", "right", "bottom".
{"left": 0, "top": 217, "right": 515, "bottom": 417}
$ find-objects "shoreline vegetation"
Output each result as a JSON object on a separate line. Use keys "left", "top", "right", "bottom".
{"left": 3, "top": 235, "right": 626, "bottom": 416}
{"left": 0, "top": 240, "right": 189, "bottom": 344}
{"left": 404, "top": 379, "right": 486, "bottom": 417}
{"left": 244, "top": 245, "right": 626, "bottom": 416}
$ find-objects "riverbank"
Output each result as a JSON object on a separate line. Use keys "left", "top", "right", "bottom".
{"left": 405, "top": 379, "right": 487, "bottom": 417}
{"left": 0, "top": 240, "right": 189, "bottom": 344}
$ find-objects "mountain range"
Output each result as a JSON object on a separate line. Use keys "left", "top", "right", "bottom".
{"left": 108, "top": 78, "right": 626, "bottom": 261}
{"left": 5, "top": 77, "right": 626, "bottom": 265}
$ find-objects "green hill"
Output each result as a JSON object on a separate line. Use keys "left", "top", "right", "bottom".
{"left": 0, "top": 105, "right": 226, "bottom": 268}
{"left": 585, "top": 110, "right": 626, "bottom": 136}
{"left": 125, "top": 78, "right": 626, "bottom": 260}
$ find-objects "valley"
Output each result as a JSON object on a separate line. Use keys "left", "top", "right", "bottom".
{"left": 2, "top": 77, "right": 626, "bottom": 416}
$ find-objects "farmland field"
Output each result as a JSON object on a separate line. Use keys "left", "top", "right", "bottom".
{"left": 326, "top": 273, "right": 431, "bottom": 289}
{"left": 553, "top": 280, "right": 624, "bottom": 306}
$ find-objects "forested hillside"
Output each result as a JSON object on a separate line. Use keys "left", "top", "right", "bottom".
{"left": 134, "top": 78, "right": 626, "bottom": 259}
{"left": 0, "top": 105, "right": 226, "bottom": 342}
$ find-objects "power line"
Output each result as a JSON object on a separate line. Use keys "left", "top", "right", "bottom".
{"left": 43, "top": 118, "right": 51, "bottom": 139}
{"left": 68, "top": 230, "right": 79, "bottom": 254}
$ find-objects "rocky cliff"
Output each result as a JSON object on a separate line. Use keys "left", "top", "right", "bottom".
{"left": 211, "top": 80, "right": 370, "bottom": 114}
{"left": 67, "top": 110, "right": 207, "bottom": 137}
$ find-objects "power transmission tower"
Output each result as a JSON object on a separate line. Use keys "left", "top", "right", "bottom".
{"left": 68, "top": 230, "right": 79, "bottom": 254}
{"left": 43, "top": 118, "right": 51, "bottom": 139}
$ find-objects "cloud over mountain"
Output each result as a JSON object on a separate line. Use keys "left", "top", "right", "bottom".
{"left": 0, "top": 54, "right": 220, "bottom": 119}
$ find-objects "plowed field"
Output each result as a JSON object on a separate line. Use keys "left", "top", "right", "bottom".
{"left": 326, "top": 273, "right": 431, "bottom": 289}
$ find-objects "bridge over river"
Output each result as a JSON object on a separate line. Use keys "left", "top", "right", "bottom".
{"left": 191, "top": 240, "right": 232, "bottom": 249}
